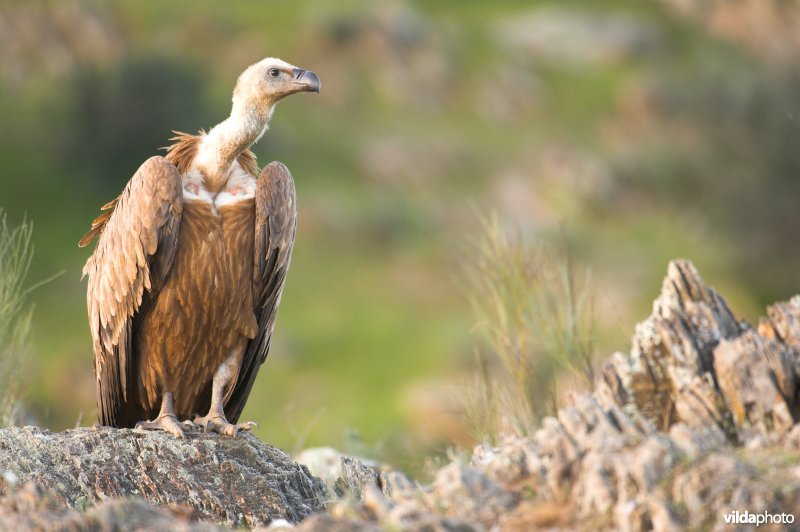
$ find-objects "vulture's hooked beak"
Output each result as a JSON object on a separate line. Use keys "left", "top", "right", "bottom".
{"left": 292, "top": 68, "right": 321, "bottom": 94}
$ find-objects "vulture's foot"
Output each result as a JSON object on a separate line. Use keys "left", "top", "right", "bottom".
{"left": 135, "top": 414, "right": 186, "bottom": 439}
{"left": 193, "top": 414, "right": 257, "bottom": 438}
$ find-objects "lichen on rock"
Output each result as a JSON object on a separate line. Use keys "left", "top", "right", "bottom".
{"left": 0, "top": 426, "right": 325, "bottom": 528}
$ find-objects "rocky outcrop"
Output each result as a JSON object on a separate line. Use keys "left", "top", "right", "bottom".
{"left": 0, "top": 426, "right": 325, "bottom": 528}
{"left": 2, "top": 259, "right": 800, "bottom": 530}
{"left": 309, "top": 260, "right": 800, "bottom": 530}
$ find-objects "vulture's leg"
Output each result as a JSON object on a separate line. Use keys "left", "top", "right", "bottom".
{"left": 194, "top": 358, "right": 257, "bottom": 437}
{"left": 135, "top": 392, "right": 185, "bottom": 439}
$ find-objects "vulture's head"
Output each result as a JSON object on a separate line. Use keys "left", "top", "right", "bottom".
{"left": 232, "top": 57, "right": 320, "bottom": 114}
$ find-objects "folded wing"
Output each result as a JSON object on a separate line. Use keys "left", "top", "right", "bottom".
{"left": 82, "top": 156, "right": 184, "bottom": 427}
{"left": 224, "top": 161, "right": 297, "bottom": 423}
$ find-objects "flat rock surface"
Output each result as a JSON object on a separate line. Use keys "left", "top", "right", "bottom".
{"left": 0, "top": 426, "right": 325, "bottom": 528}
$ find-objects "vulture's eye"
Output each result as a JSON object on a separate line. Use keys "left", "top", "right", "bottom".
{"left": 268, "top": 68, "right": 280, "bottom": 78}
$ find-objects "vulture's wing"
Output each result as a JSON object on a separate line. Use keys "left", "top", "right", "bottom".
{"left": 82, "top": 156, "right": 183, "bottom": 427}
{"left": 225, "top": 162, "right": 297, "bottom": 423}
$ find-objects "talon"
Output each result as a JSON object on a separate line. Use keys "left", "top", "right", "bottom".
{"left": 135, "top": 393, "right": 185, "bottom": 438}
{"left": 193, "top": 413, "right": 256, "bottom": 437}
{"left": 135, "top": 416, "right": 185, "bottom": 439}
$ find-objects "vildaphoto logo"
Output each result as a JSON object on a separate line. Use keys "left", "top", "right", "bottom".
{"left": 723, "top": 510, "right": 795, "bottom": 526}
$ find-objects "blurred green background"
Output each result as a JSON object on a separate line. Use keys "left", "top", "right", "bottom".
{"left": 1, "top": 0, "right": 798, "bottom": 471}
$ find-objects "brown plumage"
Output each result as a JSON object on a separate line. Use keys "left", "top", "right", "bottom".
{"left": 81, "top": 57, "right": 319, "bottom": 437}
{"left": 78, "top": 133, "right": 259, "bottom": 248}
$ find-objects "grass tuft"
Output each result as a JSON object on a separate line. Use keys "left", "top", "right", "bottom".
{"left": 463, "top": 213, "right": 596, "bottom": 440}
{"left": 0, "top": 210, "right": 35, "bottom": 426}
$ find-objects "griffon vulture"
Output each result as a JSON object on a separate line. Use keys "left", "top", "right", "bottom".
{"left": 80, "top": 58, "right": 320, "bottom": 438}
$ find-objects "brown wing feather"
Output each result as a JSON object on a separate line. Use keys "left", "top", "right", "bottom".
{"left": 79, "top": 132, "right": 257, "bottom": 249}
{"left": 237, "top": 146, "right": 259, "bottom": 177}
{"left": 100, "top": 197, "right": 119, "bottom": 211}
{"left": 224, "top": 161, "right": 297, "bottom": 423}
{"left": 83, "top": 156, "right": 183, "bottom": 427}
{"left": 163, "top": 131, "right": 201, "bottom": 174}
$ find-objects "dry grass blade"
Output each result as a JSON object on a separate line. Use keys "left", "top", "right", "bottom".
{"left": 0, "top": 209, "right": 34, "bottom": 426}
{"left": 463, "top": 213, "right": 596, "bottom": 441}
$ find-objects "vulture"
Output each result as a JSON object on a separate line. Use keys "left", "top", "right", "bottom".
{"left": 79, "top": 58, "right": 320, "bottom": 438}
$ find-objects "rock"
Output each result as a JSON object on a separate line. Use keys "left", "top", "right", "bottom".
{"left": 235, "top": 260, "right": 800, "bottom": 529}
{"left": 714, "top": 331, "right": 798, "bottom": 435}
{"left": 760, "top": 295, "right": 800, "bottom": 347}
{"left": 295, "top": 447, "right": 347, "bottom": 496}
{"left": 0, "top": 481, "right": 222, "bottom": 531}
{"left": 0, "top": 426, "right": 325, "bottom": 528}
{"left": 336, "top": 456, "right": 381, "bottom": 500}
{"left": 295, "top": 512, "right": 383, "bottom": 532}
{"left": 334, "top": 456, "right": 418, "bottom": 504}
{"left": 670, "top": 450, "right": 800, "bottom": 530}
{"left": 431, "top": 462, "right": 517, "bottom": 527}
{"left": 596, "top": 259, "right": 746, "bottom": 433}
{"left": 597, "top": 259, "right": 800, "bottom": 445}
{"left": 4, "top": 259, "right": 800, "bottom": 530}
{"left": 470, "top": 434, "right": 537, "bottom": 490}
{"left": 451, "top": 260, "right": 800, "bottom": 530}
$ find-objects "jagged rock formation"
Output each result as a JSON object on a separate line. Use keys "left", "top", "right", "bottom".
{"left": 310, "top": 260, "right": 800, "bottom": 531}
{"left": 2, "top": 259, "right": 800, "bottom": 530}
{"left": 0, "top": 426, "right": 325, "bottom": 528}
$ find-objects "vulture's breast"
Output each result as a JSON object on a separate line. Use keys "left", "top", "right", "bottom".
{"left": 135, "top": 178, "right": 259, "bottom": 416}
